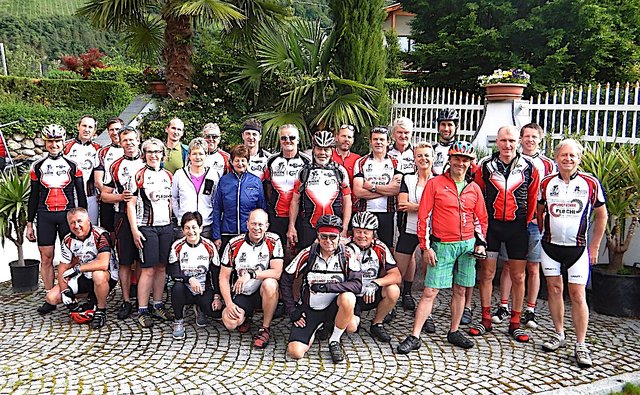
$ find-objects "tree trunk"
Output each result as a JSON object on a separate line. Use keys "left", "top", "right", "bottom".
{"left": 162, "top": 11, "right": 193, "bottom": 100}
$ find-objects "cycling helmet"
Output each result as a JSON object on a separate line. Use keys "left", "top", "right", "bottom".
{"left": 351, "top": 211, "right": 379, "bottom": 230}
{"left": 70, "top": 308, "right": 95, "bottom": 324}
{"left": 41, "top": 124, "right": 66, "bottom": 141}
{"left": 436, "top": 109, "right": 460, "bottom": 124}
{"left": 448, "top": 141, "right": 476, "bottom": 160}
{"left": 316, "top": 214, "right": 343, "bottom": 231}
{"left": 313, "top": 130, "right": 336, "bottom": 148}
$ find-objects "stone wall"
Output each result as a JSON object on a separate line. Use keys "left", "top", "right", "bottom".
{"left": 4, "top": 134, "right": 45, "bottom": 161}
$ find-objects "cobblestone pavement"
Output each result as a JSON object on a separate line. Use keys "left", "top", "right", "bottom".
{"left": 0, "top": 281, "right": 638, "bottom": 395}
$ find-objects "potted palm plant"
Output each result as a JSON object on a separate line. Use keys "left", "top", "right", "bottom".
{"left": 579, "top": 141, "right": 640, "bottom": 317}
{"left": 0, "top": 168, "right": 40, "bottom": 292}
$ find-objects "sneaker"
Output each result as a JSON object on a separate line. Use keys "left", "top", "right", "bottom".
{"left": 460, "top": 307, "right": 473, "bottom": 325}
{"left": 383, "top": 308, "right": 397, "bottom": 324}
{"left": 521, "top": 310, "right": 538, "bottom": 329}
{"left": 91, "top": 310, "right": 107, "bottom": 329}
{"left": 328, "top": 341, "right": 344, "bottom": 363}
{"left": 151, "top": 305, "right": 172, "bottom": 321}
{"left": 37, "top": 302, "right": 57, "bottom": 315}
{"left": 396, "top": 335, "right": 421, "bottom": 354}
{"left": 316, "top": 322, "right": 330, "bottom": 341}
{"left": 542, "top": 332, "right": 566, "bottom": 352}
{"left": 172, "top": 320, "right": 185, "bottom": 340}
{"left": 468, "top": 322, "right": 492, "bottom": 336}
{"left": 575, "top": 343, "right": 592, "bottom": 368}
{"left": 369, "top": 323, "right": 391, "bottom": 342}
{"left": 447, "top": 330, "right": 474, "bottom": 349}
{"left": 422, "top": 315, "right": 436, "bottom": 334}
{"left": 238, "top": 319, "right": 251, "bottom": 334}
{"left": 137, "top": 312, "right": 153, "bottom": 328}
{"left": 402, "top": 294, "right": 416, "bottom": 311}
{"left": 194, "top": 305, "right": 207, "bottom": 327}
{"left": 491, "top": 306, "right": 510, "bottom": 324}
{"left": 117, "top": 301, "right": 133, "bottom": 320}
{"left": 253, "top": 327, "right": 271, "bottom": 348}
{"left": 508, "top": 326, "right": 530, "bottom": 343}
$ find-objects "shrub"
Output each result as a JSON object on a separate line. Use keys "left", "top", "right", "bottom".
{"left": 88, "top": 66, "right": 147, "bottom": 93}
{"left": 46, "top": 69, "right": 79, "bottom": 80}
{"left": 60, "top": 48, "right": 107, "bottom": 79}
{"left": 384, "top": 78, "right": 412, "bottom": 90}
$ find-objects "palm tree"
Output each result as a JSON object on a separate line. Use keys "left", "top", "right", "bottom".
{"left": 78, "top": 0, "right": 288, "bottom": 100}
{"left": 232, "top": 19, "right": 380, "bottom": 148}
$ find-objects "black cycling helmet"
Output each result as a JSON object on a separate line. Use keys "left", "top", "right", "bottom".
{"left": 351, "top": 211, "right": 379, "bottom": 230}
{"left": 436, "top": 108, "right": 460, "bottom": 124}
{"left": 316, "top": 214, "right": 343, "bottom": 231}
{"left": 313, "top": 130, "right": 336, "bottom": 148}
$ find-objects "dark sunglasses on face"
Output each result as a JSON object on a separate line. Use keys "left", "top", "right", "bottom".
{"left": 280, "top": 135, "right": 297, "bottom": 142}
{"left": 204, "top": 134, "right": 221, "bottom": 140}
{"left": 319, "top": 233, "right": 339, "bottom": 241}
{"left": 371, "top": 126, "right": 389, "bottom": 134}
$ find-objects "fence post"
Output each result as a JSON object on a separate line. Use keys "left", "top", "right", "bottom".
{"left": 474, "top": 98, "right": 530, "bottom": 148}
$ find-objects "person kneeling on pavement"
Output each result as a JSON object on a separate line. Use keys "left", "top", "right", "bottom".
{"left": 168, "top": 212, "right": 223, "bottom": 339}
{"left": 220, "top": 209, "right": 284, "bottom": 348}
{"left": 347, "top": 211, "right": 401, "bottom": 343}
{"left": 45, "top": 208, "right": 118, "bottom": 329}
{"left": 280, "top": 215, "right": 362, "bottom": 363}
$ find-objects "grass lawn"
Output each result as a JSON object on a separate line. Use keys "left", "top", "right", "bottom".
{"left": 0, "top": 0, "right": 85, "bottom": 17}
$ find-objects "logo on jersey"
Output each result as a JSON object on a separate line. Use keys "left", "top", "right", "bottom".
{"left": 549, "top": 199, "right": 584, "bottom": 217}
{"left": 550, "top": 185, "right": 559, "bottom": 197}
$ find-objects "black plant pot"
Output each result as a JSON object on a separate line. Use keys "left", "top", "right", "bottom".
{"left": 591, "top": 264, "right": 640, "bottom": 317}
{"left": 9, "top": 259, "right": 40, "bottom": 293}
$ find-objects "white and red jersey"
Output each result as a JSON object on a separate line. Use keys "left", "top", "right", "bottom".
{"left": 63, "top": 138, "right": 101, "bottom": 197}
{"left": 204, "top": 148, "right": 230, "bottom": 181}
{"left": 28, "top": 155, "right": 85, "bottom": 220}
{"left": 61, "top": 225, "right": 119, "bottom": 281}
{"left": 248, "top": 148, "right": 271, "bottom": 181}
{"left": 432, "top": 142, "right": 453, "bottom": 175}
{"left": 132, "top": 165, "right": 173, "bottom": 227}
{"left": 353, "top": 154, "right": 400, "bottom": 213}
{"left": 169, "top": 237, "right": 219, "bottom": 294}
{"left": 294, "top": 164, "right": 351, "bottom": 227}
{"left": 387, "top": 144, "right": 415, "bottom": 174}
{"left": 96, "top": 143, "right": 124, "bottom": 186}
{"left": 523, "top": 152, "right": 556, "bottom": 185}
{"left": 107, "top": 154, "right": 145, "bottom": 213}
{"left": 221, "top": 233, "right": 283, "bottom": 295}
{"left": 264, "top": 151, "right": 311, "bottom": 218}
{"left": 346, "top": 239, "right": 396, "bottom": 296}
{"left": 538, "top": 172, "right": 605, "bottom": 246}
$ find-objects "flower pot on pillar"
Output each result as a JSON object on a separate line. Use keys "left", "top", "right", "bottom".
{"left": 148, "top": 81, "right": 168, "bottom": 97}
{"left": 484, "top": 83, "right": 526, "bottom": 101}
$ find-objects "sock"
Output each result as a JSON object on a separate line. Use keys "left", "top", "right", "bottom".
{"left": 175, "top": 318, "right": 184, "bottom": 324}
{"left": 329, "top": 326, "right": 346, "bottom": 343}
{"left": 403, "top": 281, "right": 413, "bottom": 295}
{"left": 139, "top": 306, "right": 149, "bottom": 314}
{"left": 509, "top": 310, "right": 521, "bottom": 331}
{"left": 526, "top": 303, "right": 535, "bottom": 312}
{"left": 153, "top": 300, "right": 164, "bottom": 309}
{"left": 557, "top": 331, "right": 566, "bottom": 339}
{"left": 481, "top": 306, "right": 492, "bottom": 328}
{"left": 500, "top": 300, "right": 509, "bottom": 308}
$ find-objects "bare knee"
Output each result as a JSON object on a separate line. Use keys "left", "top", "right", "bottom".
{"left": 288, "top": 342, "right": 308, "bottom": 359}
{"left": 261, "top": 278, "right": 278, "bottom": 298}
{"left": 383, "top": 284, "right": 400, "bottom": 302}
{"left": 337, "top": 292, "right": 356, "bottom": 309}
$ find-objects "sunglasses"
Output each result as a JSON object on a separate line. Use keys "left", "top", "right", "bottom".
{"left": 319, "top": 233, "right": 339, "bottom": 241}
{"left": 340, "top": 124, "right": 355, "bottom": 131}
{"left": 204, "top": 134, "right": 221, "bottom": 140}
{"left": 280, "top": 135, "right": 297, "bottom": 142}
{"left": 371, "top": 127, "right": 389, "bottom": 134}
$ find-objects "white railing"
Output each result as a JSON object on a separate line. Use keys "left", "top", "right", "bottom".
{"left": 389, "top": 87, "right": 484, "bottom": 144}
{"left": 526, "top": 82, "right": 640, "bottom": 144}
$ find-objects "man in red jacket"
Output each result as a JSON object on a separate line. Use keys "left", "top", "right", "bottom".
{"left": 397, "top": 141, "right": 487, "bottom": 353}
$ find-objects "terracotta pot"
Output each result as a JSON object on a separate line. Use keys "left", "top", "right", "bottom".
{"left": 148, "top": 81, "right": 168, "bottom": 97}
{"left": 484, "top": 83, "right": 526, "bottom": 101}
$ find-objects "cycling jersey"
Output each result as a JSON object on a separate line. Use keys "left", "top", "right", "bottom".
{"left": 248, "top": 148, "right": 271, "bottom": 181}
{"left": 169, "top": 237, "right": 219, "bottom": 294}
{"left": 417, "top": 172, "right": 488, "bottom": 250}
{"left": 204, "top": 149, "right": 230, "bottom": 181}
{"left": 264, "top": 151, "right": 310, "bottom": 218}
{"left": 346, "top": 239, "right": 396, "bottom": 296}
{"left": 432, "top": 142, "right": 453, "bottom": 175}
{"left": 28, "top": 154, "right": 87, "bottom": 222}
{"left": 523, "top": 152, "right": 555, "bottom": 185}
{"left": 107, "top": 154, "right": 145, "bottom": 213}
{"left": 332, "top": 149, "right": 361, "bottom": 187}
{"left": 399, "top": 173, "right": 430, "bottom": 235}
{"left": 353, "top": 154, "right": 399, "bottom": 212}
{"left": 294, "top": 164, "right": 351, "bottom": 227}
{"left": 221, "top": 232, "right": 284, "bottom": 295}
{"left": 474, "top": 152, "right": 539, "bottom": 223}
{"left": 132, "top": 165, "right": 173, "bottom": 227}
{"left": 171, "top": 167, "right": 218, "bottom": 226}
{"left": 63, "top": 138, "right": 100, "bottom": 198}
{"left": 387, "top": 144, "right": 415, "bottom": 174}
{"left": 538, "top": 172, "right": 605, "bottom": 246}
{"left": 96, "top": 143, "right": 124, "bottom": 186}
{"left": 60, "top": 225, "right": 119, "bottom": 281}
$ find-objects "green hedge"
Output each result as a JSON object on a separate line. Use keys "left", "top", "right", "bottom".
{"left": 87, "top": 66, "right": 147, "bottom": 94}
{"left": 0, "top": 75, "right": 132, "bottom": 111}
{"left": 0, "top": 100, "right": 128, "bottom": 138}
{"left": 384, "top": 78, "right": 412, "bottom": 90}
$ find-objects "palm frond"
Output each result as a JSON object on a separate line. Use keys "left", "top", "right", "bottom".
{"left": 121, "top": 16, "right": 166, "bottom": 63}
{"left": 311, "top": 93, "right": 378, "bottom": 131}
{"left": 250, "top": 111, "right": 309, "bottom": 148}
{"left": 77, "top": 0, "right": 154, "bottom": 29}
{"left": 172, "top": 0, "right": 245, "bottom": 28}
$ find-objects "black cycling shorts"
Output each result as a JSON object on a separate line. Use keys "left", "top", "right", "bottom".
{"left": 372, "top": 212, "right": 394, "bottom": 250}
{"left": 288, "top": 300, "right": 338, "bottom": 346}
{"left": 234, "top": 289, "right": 262, "bottom": 317}
{"left": 36, "top": 210, "right": 69, "bottom": 247}
{"left": 99, "top": 201, "right": 115, "bottom": 232}
{"left": 395, "top": 232, "right": 419, "bottom": 255}
{"left": 75, "top": 275, "right": 117, "bottom": 302}
{"left": 139, "top": 224, "right": 173, "bottom": 268}
{"left": 355, "top": 287, "right": 384, "bottom": 315}
{"left": 114, "top": 212, "right": 136, "bottom": 266}
{"left": 486, "top": 219, "right": 528, "bottom": 261}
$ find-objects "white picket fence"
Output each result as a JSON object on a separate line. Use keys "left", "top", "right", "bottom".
{"left": 389, "top": 82, "right": 640, "bottom": 145}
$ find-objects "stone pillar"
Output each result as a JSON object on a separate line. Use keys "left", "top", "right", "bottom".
{"left": 474, "top": 99, "right": 531, "bottom": 148}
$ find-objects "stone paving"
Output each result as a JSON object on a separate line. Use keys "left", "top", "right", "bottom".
{"left": 0, "top": 281, "right": 639, "bottom": 395}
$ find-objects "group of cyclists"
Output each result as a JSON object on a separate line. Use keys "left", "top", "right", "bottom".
{"left": 25, "top": 110, "right": 607, "bottom": 368}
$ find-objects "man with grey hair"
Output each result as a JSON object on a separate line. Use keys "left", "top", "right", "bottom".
{"left": 538, "top": 138, "right": 607, "bottom": 368}
{"left": 202, "top": 122, "right": 230, "bottom": 180}
{"left": 388, "top": 117, "right": 415, "bottom": 174}
{"left": 162, "top": 118, "right": 188, "bottom": 174}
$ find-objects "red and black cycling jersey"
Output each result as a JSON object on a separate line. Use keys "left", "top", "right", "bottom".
{"left": 63, "top": 138, "right": 101, "bottom": 197}
{"left": 474, "top": 152, "right": 539, "bottom": 223}
{"left": 293, "top": 163, "right": 351, "bottom": 228}
{"left": 28, "top": 154, "right": 87, "bottom": 222}
{"left": 107, "top": 154, "right": 145, "bottom": 213}
{"left": 248, "top": 148, "right": 271, "bottom": 181}
{"left": 133, "top": 165, "right": 173, "bottom": 227}
{"left": 96, "top": 143, "right": 124, "bottom": 186}
{"left": 263, "top": 151, "right": 310, "bottom": 218}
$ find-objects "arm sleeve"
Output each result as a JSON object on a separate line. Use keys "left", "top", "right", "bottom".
{"left": 168, "top": 245, "right": 190, "bottom": 283}
{"left": 74, "top": 175, "right": 88, "bottom": 209}
{"left": 324, "top": 270, "right": 363, "bottom": 294}
{"left": 473, "top": 186, "right": 489, "bottom": 246}
{"left": 279, "top": 272, "right": 297, "bottom": 314}
{"left": 28, "top": 179, "right": 39, "bottom": 222}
